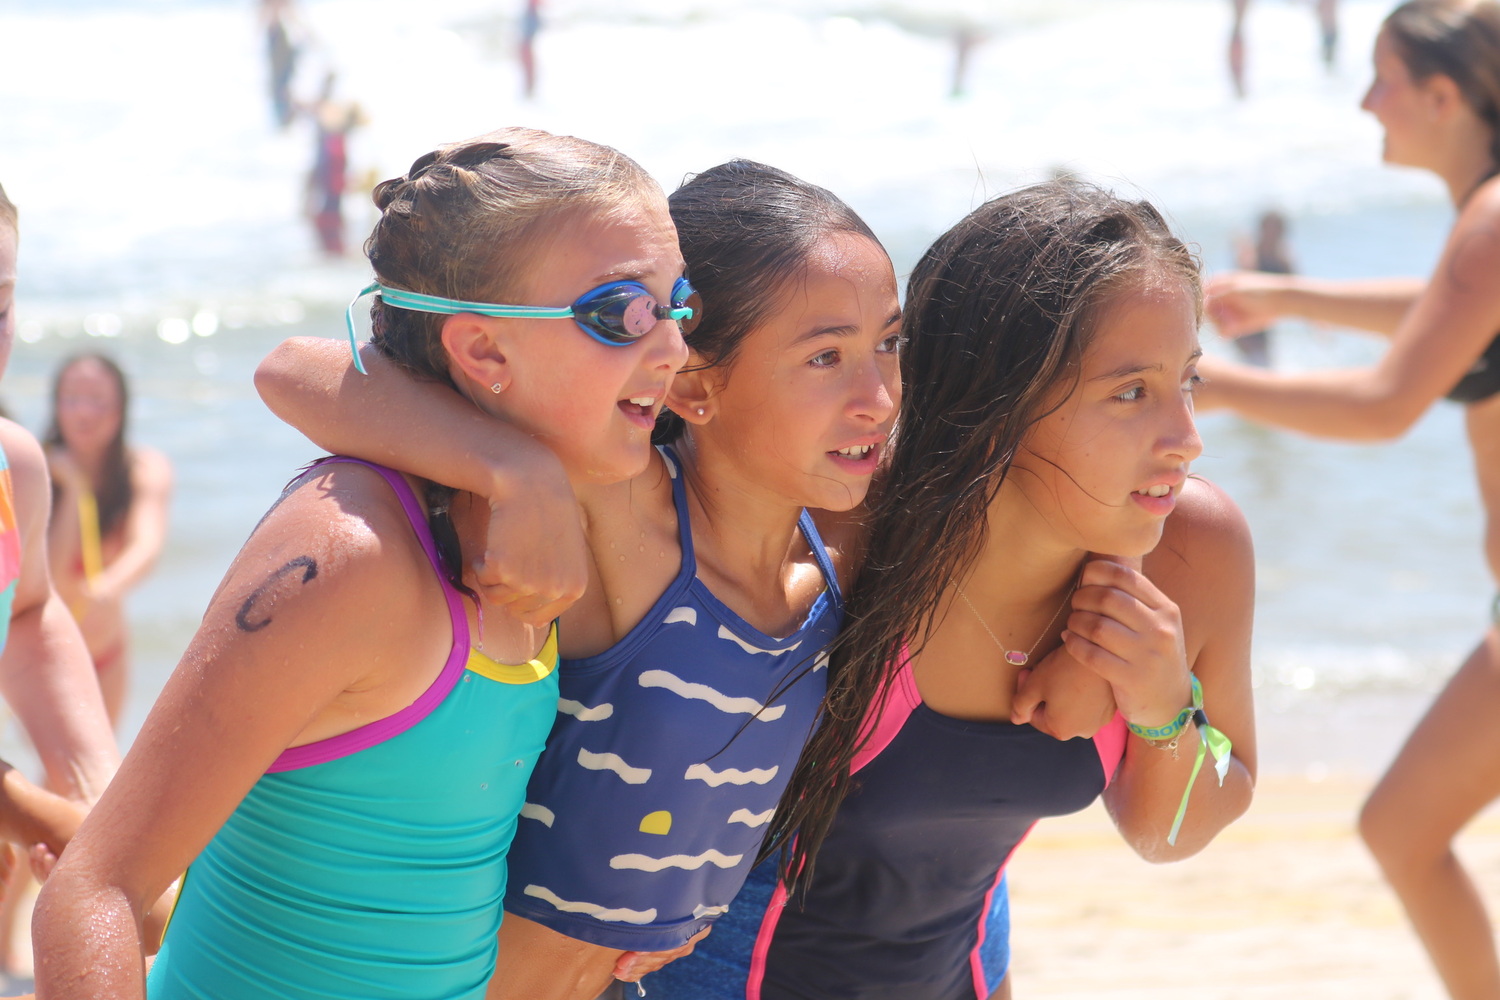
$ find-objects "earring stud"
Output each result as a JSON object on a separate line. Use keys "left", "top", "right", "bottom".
{"left": 490, "top": 382, "right": 504, "bottom": 394}
{"left": 696, "top": 407, "right": 705, "bottom": 416}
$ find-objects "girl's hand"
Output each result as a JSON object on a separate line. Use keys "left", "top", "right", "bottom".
{"left": 465, "top": 470, "right": 588, "bottom": 630}
{"left": 1203, "top": 271, "right": 1287, "bottom": 340}
{"left": 1061, "top": 557, "right": 1192, "bottom": 732}
{"left": 611, "top": 927, "right": 711, "bottom": 982}
{"left": 1010, "top": 648, "right": 1118, "bottom": 741}
{"left": 45, "top": 448, "right": 89, "bottom": 497}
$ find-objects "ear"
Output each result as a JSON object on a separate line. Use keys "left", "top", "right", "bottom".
{"left": 440, "top": 314, "right": 511, "bottom": 393}
{"left": 1424, "top": 72, "right": 1464, "bottom": 120}
{"left": 664, "top": 352, "right": 724, "bottom": 424}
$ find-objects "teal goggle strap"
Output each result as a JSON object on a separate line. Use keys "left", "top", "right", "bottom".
{"left": 345, "top": 282, "right": 577, "bottom": 376}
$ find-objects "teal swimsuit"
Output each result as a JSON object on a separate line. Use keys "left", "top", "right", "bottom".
{"left": 148, "top": 458, "right": 559, "bottom": 1000}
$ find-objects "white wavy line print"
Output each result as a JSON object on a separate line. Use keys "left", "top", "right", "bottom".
{"left": 577, "top": 748, "right": 652, "bottom": 784}
{"left": 638, "top": 669, "right": 786, "bottom": 722}
{"left": 812, "top": 651, "right": 829, "bottom": 672}
{"left": 717, "top": 626, "right": 801, "bottom": 658}
{"left": 557, "top": 698, "right": 613, "bottom": 721}
{"left": 661, "top": 450, "right": 678, "bottom": 478}
{"left": 727, "top": 808, "right": 775, "bottom": 828}
{"left": 693, "top": 904, "right": 730, "bottom": 919}
{"left": 519, "top": 802, "right": 555, "bottom": 827}
{"left": 662, "top": 606, "right": 697, "bottom": 627}
{"left": 523, "top": 884, "right": 657, "bottom": 924}
{"left": 684, "top": 762, "right": 779, "bottom": 787}
{"left": 609, "top": 850, "right": 743, "bottom": 872}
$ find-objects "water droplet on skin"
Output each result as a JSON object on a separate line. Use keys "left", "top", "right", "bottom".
{"left": 619, "top": 554, "right": 626, "bottom": 561}
{"left": 638, "top": 545, "right": 645, "bottom": 552}
{"left": 615, "top": 597, "right": 623, "bottom": 605}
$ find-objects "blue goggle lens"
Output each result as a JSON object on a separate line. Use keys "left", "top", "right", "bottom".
{"left": 574, "top": 277, "right": 696, "bottom": 345}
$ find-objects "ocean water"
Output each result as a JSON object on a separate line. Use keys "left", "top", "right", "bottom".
{"left": 0, "top": 0, "right": 1477, "bottom": 778}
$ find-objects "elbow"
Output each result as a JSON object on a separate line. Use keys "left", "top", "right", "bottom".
{"left": 1119, "top": 771, "right": 1255, "bottom": 864}
{"left": 1354, "top": 380, "right": 1428, "bottom": 441}
{"left": 1361, "top": 405, "right": 1421, "bottom": 442}
{"left": 253, "top": 338, "right": 321, "bottom": 420}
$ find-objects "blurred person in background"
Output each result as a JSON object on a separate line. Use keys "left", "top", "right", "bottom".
{"left": 44, "top": 353, "right": 171, "bottom": 729}
{"left": 1201, "top": 3, "right": 1500, "bottom": 995}
{"left": 259, "top": 0, "right": 301, "bottom": 129}
{"left": 1230, "top": 210, "right": 1295, "bottom": 366}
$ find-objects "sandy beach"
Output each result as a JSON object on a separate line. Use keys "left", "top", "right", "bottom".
{"left": 1007, "top": 772, "right": 1500, "bottom": 999}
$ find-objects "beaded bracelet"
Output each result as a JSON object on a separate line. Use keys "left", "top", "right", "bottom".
{"left": 1126, "top": 673, "right": 1234, "bottom": 846}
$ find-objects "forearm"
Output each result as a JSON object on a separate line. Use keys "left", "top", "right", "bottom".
{"left": 1196, "top": 359, "right": 1421, "bottom": 441}
{"left": 256, "top": 338, "right": 561, "bottom": 499}
{"left": 0, "top": 765, "right": 83, "bottom": 852}
{"left": 1276, "top": 276, "right": 1426, "bottom": 336}
{"left": 33, "top": 870, "right": 149, "bottom": 1000}
{"left": 1106, "top": 731, "right": 1254, "bottom": 861}
{"left": 0, "top": 597, "right": 118, "bottom": 802}
{"left": 90, "top": 543, "right": 160, "bottom": 603}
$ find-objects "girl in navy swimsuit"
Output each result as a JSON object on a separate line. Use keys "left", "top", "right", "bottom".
{"left": 1202, "top": 3, "right": 1500, "bottom": 995}
{"left": 648, "top": 180, "right": 1261, "bottom": 1000}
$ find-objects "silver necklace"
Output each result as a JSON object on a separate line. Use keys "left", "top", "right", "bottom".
{"left": 955, "top": 574, "right": 1079, "bottom": 667}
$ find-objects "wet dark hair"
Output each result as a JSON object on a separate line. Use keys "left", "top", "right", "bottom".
{"left": 770, "top": 179, "right": 1201, "bottom": 891}
{"left": 653, "top": 159, "right": 884, "bottom": 445}
{"left": 1385, "top": 0, "right": 1500, "bottom": 178}
{"left": 363, "top": 126, "right": 659, "bottom": 587}
{"left": 45, "top": 353, "right": 132, "bottom": 537}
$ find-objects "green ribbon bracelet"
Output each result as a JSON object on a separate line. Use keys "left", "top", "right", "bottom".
{"left": 1165, "top": 673, "right": 1233, "bottom": 846}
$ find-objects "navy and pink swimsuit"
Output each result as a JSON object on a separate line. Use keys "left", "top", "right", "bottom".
{"left": 648, "top": 655, "right": 1127, "bottom": 1000}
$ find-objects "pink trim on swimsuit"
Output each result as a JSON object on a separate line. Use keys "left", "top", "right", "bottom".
{"left": 970, "top": 854, "right": 1014, "bottom": 998}
{"left": 1095, "top": 712, "right": 1127, "bottom": 788}
{"left": 850, "top": 650, "right": 922, "bottom": 773}
{"left": 266, "top": 459, "right": 470, "bottom": 773}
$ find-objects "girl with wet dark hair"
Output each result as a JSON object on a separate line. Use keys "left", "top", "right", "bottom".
{"left": 649, "top": 179, "right": 1258, "bottom": 1000}
{"left": 1203, "top": 2, "right": 1500, "bottom": 995}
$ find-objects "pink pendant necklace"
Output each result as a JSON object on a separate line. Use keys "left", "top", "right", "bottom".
{"left": 955, "top": 573, "right": 1079, "bottom": 667}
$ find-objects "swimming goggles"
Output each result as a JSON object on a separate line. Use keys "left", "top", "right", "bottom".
{"left": 344, "top": 277, "right": 695, "bottom": 374}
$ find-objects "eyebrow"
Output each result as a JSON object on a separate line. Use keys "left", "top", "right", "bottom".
{"left": 793, "top": 309, "right": 904, "bottom": 346}
{"left": 1088, "top": 347, "right": 1203, "bottom": 382}
{"left": 593, "top": 258, "right": 688, "bottom": 285}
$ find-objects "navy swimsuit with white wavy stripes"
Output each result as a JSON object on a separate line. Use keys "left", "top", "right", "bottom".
{"left": 501, "top": 446, "right": 840, "bottom": 952}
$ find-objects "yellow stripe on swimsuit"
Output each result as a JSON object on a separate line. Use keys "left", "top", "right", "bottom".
{"left": 466, "top": 623, "right": 559, "bottom": 685}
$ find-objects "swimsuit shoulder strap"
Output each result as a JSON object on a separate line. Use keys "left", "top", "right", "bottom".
{"left": 658, "top": 444, "right": 697, "bottom": 576}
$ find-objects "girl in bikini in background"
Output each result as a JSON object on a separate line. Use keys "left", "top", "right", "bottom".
{"left": 44, "top": 352, "right": 171, "bottom": 728}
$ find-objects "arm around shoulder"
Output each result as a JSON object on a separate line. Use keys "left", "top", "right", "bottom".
{"left": 255, "top": 338, "right": 587, "bottom": 625}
